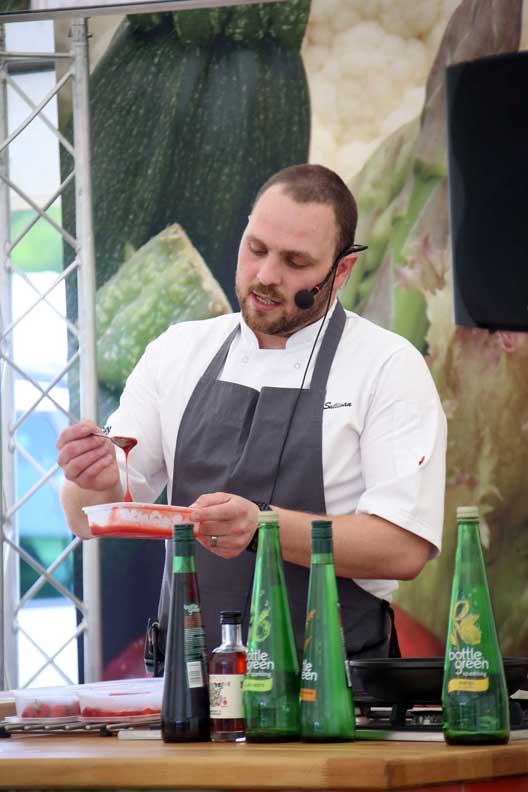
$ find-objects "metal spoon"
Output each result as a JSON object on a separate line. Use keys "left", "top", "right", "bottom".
{"left": 91, "top": 433, "right": 138, "bottom": 451}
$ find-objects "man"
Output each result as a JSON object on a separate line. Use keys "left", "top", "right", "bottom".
{"left": 57, "top": 164, "right": 447, "bottom": 658}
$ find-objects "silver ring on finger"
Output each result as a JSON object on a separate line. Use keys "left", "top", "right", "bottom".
{"left": 210, "top": 535, "right": 218, "bottom": 548}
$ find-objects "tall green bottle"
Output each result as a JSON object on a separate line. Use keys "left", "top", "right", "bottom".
{"left": 442, "top": 506, "right": 510, "bottom": 745}
{"left": 161, "top": 524, "right": 210, "bottom": 742}
{"left": 243, "top": 511, "right": 300, "bottom": 742}
{"left": 300, "top": 520, "right": 355, "bottom": 741}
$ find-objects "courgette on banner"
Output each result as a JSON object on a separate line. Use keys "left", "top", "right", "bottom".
{"left": 61, "top": 1, "right": 311, "bottom": 312}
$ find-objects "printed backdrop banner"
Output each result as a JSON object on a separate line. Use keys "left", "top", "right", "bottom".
{"left": 57, "top": 0, "right": 528, "bottom": 678}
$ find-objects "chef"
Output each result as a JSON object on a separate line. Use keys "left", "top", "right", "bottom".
{"left": 57, "top": 163, "right": 447, "bottom": 659}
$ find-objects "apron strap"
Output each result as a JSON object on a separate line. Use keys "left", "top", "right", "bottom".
{"left": 381, "top": 600, "right": 402, "bottom": 658}
{"left": 310, "top": 301, "right": 347, "bottom": 390}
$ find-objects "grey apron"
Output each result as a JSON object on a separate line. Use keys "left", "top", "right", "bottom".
{"left": 158, "top": 301, "right": 395, "bottom": 658}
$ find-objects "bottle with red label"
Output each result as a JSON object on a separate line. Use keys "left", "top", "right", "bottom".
{"left": 209, "top": 610, "right": 247, "bottom": 741}
{"left": 161, "top": 523, "right": 210, "bottom": 742}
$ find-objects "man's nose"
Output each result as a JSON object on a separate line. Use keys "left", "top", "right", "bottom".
{"left": 256, "top": 253, "right": 283, "bottom": 286}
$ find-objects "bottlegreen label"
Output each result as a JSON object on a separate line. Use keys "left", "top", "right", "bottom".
{"left": 246, "top": 648, "right": 274, "bottom": 673}
{"left": 243, "top": 677, "right": 273, "bottom": 692}
{"left": 300, "top": 687, "right": 316, "bottom": 702}
{"left": 301, "top": 659, "right": 318, "bottom": 683}
{"left": 447, "top": 598, "right": 490, "bottom": 692}
{"left": 302, "top": 606, "right": 351, "bottom": 689}
{"left": 253, "top": 606, "right": 271, "bottom": 642}
{"left": 302, "top": 609, "right": 318, "bottom": 689}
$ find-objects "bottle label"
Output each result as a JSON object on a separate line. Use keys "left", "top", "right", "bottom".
{"left": 187, "top": 660, "right": 204, "bottom": 688}
{"left": 245, "top": 594, "right": 275, "bottom": 692}
{"left": 301, "top": 614, "right": 318, "bottom": 702}
{"left": 448, "top": 676, "right": 489, "bottom": 693}
{"left": 209, "top": 674, "right": 244, "bottom": 718}
{"left": 303, "top": 607, "right": 351, "bottom": 691}
{"left": 301, "top": 658, "right": 318, "bottom": 682}
{"left": 446, "top": 599, "right": 490, "bottom": 692}
{"left": 183, "top": 602, "right": 206, "bottom": 688}
{"left": 243, "top": 677, "right": 272, "bottom": 692}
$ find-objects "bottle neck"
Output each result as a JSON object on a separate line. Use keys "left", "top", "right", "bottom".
{"left": 458, "top": 520, "right": 479, "bottom": 534}
{"left": 454, "top": 520, "right": 489, "bottom": 592}
{"left": 221, "top": 622, "right": 243, "bottom": 647}
{"left": 456, "top": 520, "right": 482, "bottom": 556}
{"left": 257, "top": 523, "right": 281, "bottom": 553}
{"left": 311, "top": 536, "right": 333, "bottom": 563}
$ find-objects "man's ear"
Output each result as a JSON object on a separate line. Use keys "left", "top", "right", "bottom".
{"left": 335, "top": 253, "right": 358, "bottom": 288}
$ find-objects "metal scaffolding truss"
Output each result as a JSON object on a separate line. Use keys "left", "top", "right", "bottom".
{"left": 0, "top": 19, "right": 101, "bottom": 690}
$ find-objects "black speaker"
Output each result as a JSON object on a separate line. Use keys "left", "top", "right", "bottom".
{"left": 446, "top": 51, "right": 528, "bottom": 331}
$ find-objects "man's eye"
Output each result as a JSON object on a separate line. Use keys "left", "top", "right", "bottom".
{"left": 248, "top": 242, "right": 266, "bottom": 256}
{"left": 287, "top": 260, "right": 304, "bottom": 269}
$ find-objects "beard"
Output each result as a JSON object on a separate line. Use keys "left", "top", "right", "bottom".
{"left": 235, "top": 277, "right": 334, "bottom": 339}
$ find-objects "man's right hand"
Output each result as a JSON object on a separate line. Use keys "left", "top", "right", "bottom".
{"left": 56, "top": 419, "right": 121, "bottom": 493}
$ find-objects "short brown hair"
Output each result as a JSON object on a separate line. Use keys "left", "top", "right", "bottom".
{"left": 253, "top": 164, "right": 358, "bottom": 257}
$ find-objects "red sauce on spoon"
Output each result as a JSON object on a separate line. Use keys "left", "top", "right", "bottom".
{"left": 112, "top": 436, "right": 138, "bottom": 502}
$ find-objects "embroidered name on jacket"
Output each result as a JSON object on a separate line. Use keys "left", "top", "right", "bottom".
{"left": 324, "top": 401, "right": 352, "bottom": 410}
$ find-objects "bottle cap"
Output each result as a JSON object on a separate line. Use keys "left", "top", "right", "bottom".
{"left": 311, "top": 520, "right": 332, "bottom": 539}
{"left": 456, "top": 506, "right": 479, "bottom": 520}
{"left": 220, "top": 610, "right": 241, "bottom": 624}
{"left": 257, "top": 510, "right": 279, "bottom": 525}
{"left": 172, "top": 523, "right": 195, "bottom": 557}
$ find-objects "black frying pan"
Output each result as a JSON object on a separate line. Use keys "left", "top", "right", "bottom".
{"left": 348, "top": 656, "right": 528, "bottom": 704}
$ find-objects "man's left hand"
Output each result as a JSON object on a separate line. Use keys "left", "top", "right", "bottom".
{"left": 189, "top": 492, "right": 260, "bottom": 559}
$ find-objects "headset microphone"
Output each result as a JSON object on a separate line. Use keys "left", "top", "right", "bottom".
{"left": 294, "top": 243, "right": 368, "bottom": 310}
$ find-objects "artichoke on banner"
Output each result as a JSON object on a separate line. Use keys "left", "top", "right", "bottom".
{"left": 339, "top": 0, "right": 528, "bottom": 653}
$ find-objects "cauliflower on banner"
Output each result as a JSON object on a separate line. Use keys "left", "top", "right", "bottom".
{"left": 303, "top": 0, "right": 461, "bottom": 181}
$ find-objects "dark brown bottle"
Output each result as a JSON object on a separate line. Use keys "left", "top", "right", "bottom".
{"left": 161, "top": 524, "right": 210, "bottom": 742}
{"left": 209, "top": 610, "right": 246, "bottom": 742}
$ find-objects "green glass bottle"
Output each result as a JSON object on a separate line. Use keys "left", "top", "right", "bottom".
{"left": 161, "top": 524, "right": 210, "bottom": 742}
{"left": 243, "top": 511, "right": 300, "bottom": 742}
{"left": 442, "top": 506, "right": 510, "bottom": 745}
{"left": 300, "top": 520, "right": 355, "bottom": 742}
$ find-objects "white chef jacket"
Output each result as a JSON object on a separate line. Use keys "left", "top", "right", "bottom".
{"left": 106, "top": 302, "right": 447, "bottom": 601}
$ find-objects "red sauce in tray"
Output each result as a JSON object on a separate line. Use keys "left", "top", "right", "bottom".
{"left": 90, "top": 521, "right": 171, "bottom": 540}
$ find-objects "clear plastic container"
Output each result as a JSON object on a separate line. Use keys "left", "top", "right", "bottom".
{"left": 82, "top": 502, "right": 193, "bottom": 539}
{"left": 78, "top": 680, "right": 163, "bottom": 721}
{"left": 14, "top": 688, "right": 80, "bottom": 721}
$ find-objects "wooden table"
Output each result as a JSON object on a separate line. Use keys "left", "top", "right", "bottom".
{"left": 0, "top": 733, "right": 528, "bottom": 791}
